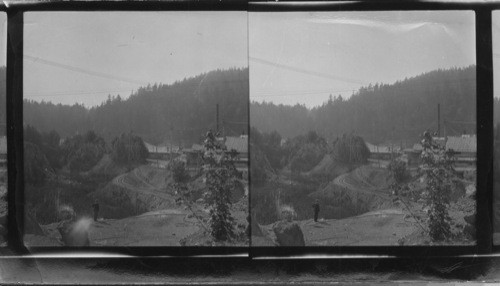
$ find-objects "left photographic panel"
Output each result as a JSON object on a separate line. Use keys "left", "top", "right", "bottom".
{"left": 23, "top": 12, "right": 249, "bottom": 247}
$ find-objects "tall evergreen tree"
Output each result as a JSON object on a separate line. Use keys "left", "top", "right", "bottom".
{"left": 202, "top": 130, "right": 238, "bottom": 241}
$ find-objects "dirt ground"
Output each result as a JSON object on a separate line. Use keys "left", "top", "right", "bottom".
{"left": 253, "top": 164, "right": 476, "bottom": 247}
{"left": 25, "top": 209, "right": 200, "bottom": 247}
{"left": 254, "top": 200, "right": 475, "bottom": 247}
{"left": 255, "top": 208, "right": 418, "bottom": 246}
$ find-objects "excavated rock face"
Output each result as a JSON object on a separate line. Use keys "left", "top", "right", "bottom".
{"left": 272, "top": 220, "right": 305, "bottom": 246}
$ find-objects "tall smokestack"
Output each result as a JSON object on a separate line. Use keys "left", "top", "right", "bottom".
{"left": 216, "top": 104, "right": 219, "bottom": 133}
{"left": 437, "top": 103, "right": 441, "bottom": 137}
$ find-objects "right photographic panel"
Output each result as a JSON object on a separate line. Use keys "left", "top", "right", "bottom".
{"left": 493, "top": 11, "right": 500, "bottom": 245}
{"left": 250, "top": 11, "right": 477, "bottom": 247}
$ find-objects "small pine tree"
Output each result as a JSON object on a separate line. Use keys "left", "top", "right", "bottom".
{"left": 202, "top": 130, "right": 238, "bottom": 241}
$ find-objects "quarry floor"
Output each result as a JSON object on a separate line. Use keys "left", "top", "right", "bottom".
{"left": 254, "top": 199, "right": 474, "bottom": 247}
{"left": 254, "top": 208, "right": 418, "bottom": 247}
{"left": 24, "top": 164, "right": 248, "bottom": 247}
{"left": 253, "top": 163, "right": 475, "bottom": 247}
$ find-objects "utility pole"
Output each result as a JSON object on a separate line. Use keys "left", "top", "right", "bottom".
{"left": 216, "top": 104, "right": 219, "bottom": 134}
{"left": 437, "top": 103, "right": 441, "bottom": 137}
{"left": 222, "top": 119, "right": 225, "bottom": 139}
{"left": 443, "top": 119, "right": 446, "bottom": 138}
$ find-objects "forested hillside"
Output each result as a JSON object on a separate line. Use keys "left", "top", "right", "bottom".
{"left": 252, "top": 66, "right": 477, "bottom": 145}
{"left": 22, "top": 67, "right": 248, "bottom": 146}
{"left": 0, "top": 65, "right": 490, "bottom": 144}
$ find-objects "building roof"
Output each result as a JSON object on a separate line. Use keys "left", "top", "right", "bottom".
{"left": 225, "top": 136, "right": 248, "bottom": 153}
{"left": 182, "top": 143, "right": 204, "bottom": 154}
{"left": 413, "top": 143, "right": 423, "bottom": 151}
{"left": 144, "top": 142, "right": 156, "bottom": 153}
{"left": 365, "top": 142, "right": 393, "bottom": 154}
{"left": 191, "top": 143, "right": 204, "bottom": 151}
{"left": 144, "top": 142, "right": 178, "bottom": 154}
{"left": 365, "top": 142, "right": 376, "bottom": 152}
{"left": 445, "top": 135, "right": 476, "bottom": 153}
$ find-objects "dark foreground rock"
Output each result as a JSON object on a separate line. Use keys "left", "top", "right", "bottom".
{"left": 57, "top": 218, "right": 91, "bottom": 246}
{"left": 272, "top": 220, "right": 305, "bottom": 246}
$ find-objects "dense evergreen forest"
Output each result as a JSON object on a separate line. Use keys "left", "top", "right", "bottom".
{"left": 21, "top": 68, "right": 248, "bottom": 146}
{"left": 252, "top": 66, "right": 477, "bottom": 146}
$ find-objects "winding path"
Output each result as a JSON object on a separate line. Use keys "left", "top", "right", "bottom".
{"left": 332, "top": 167, "right": 391, "bottom": 200}
{"left": 112, "top": 167, "right": 174, "bottom": 202}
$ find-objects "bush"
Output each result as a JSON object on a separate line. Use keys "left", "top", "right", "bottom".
{"left": 24, "top": 126, "right": 63, "bottom": 170}
{"left": 250, "top": 128, "right": 285, "bottom": 170}
{"left": 24, "top": 142, "right": 53, "bottom": 186}
{"left": 253, "top": 179, "right": 319, "bottom": 225}
{"left": 388, "top": 159, "right": 410, "bottom": 184}
{"left": 289, "top": 143, "right": 327, "bottom": 173}
{"left": 67, "top": 143, "right": 105, "bottom": 172}
{"left": 24, "top": 125, "right": 43, "bottom": 146}
{"left": 171, "top": 160, "right": 190, "bottom": 184}
{"left": 331, "top": 134, "right": 370, "bottom": 164}
{"left": 61, "top": 131, "right": 107, "bottom": 172}
{"left": 279, "top": 204, "right": 297, "bottom": 221}
{"left": 111, "top": 133, "right": 148, "bottom": 165}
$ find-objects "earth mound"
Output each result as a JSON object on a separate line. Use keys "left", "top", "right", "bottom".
{"left": 309, "top": 166, "right": 393, "bottom": 219}
{"left": 306, "top": 154, "right": 353, "bottom": 179}
{"left": 90, "top": 166, "right": 176, "bottom": 219}
{"left": 85, "top": 154, "right": 130, "bottom": 178}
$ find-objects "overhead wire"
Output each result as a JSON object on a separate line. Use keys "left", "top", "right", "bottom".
{"left": 24, "top": 89, "right": 134, "bottom": 98}
{"left": 249, "top": 56, "right": 366, "bottom": 85}
{"left": 24, "top": 54, "right": 148, "bottom": 86}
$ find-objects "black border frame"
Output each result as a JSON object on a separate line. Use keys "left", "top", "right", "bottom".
{"left": 0, "top": 0, "right": 496, "bottom": 260}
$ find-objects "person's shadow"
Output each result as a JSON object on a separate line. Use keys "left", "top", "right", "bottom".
{"left": 308, "top": 220, "right": 330, "bottom": 228}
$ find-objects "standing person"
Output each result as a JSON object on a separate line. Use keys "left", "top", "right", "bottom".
{"left": 92, "top": 200, "right": 99, "bottom": 222}
{"left": 312, "top": 199, "right": 320, "bottom": 222}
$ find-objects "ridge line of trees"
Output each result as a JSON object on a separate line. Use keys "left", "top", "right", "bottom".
{"left": 251, "top": 65, "right": 477, "bottom": 145}
{"left": 22, "top": 67, "right": 249, "bottom": 146}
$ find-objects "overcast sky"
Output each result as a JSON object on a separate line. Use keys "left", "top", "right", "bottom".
{"left": 250, "top": 11, "right": 476, "bottom": 108}
{"left": 0, "top": 13, "right": 5, "bottom": 67}
{"left": 24, "top": 12, "right": 248, "bottom": 107}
